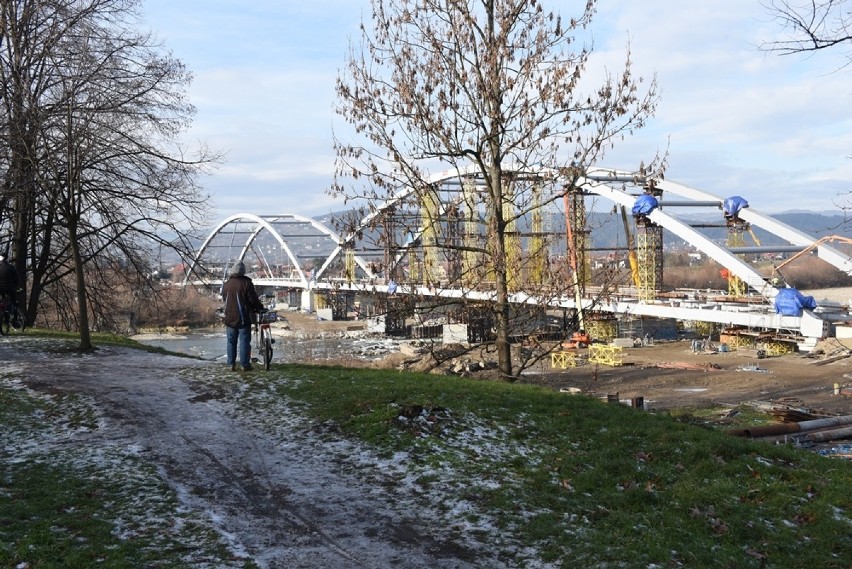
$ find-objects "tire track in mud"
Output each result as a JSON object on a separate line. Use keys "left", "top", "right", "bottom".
{"left": 6, "top": 341, "right": 481, "bottom": 569}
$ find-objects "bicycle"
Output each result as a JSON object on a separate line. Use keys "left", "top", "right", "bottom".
{"left": 0, "top": 295, "right": 25, "bottom": 336}
{"left": 252, "top": 309, "right": 277, "bottom": 370}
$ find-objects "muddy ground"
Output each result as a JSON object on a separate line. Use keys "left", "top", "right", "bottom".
{"left": 281, "top": 310, "right": 852, "bottom": 417}
{"left": 3, "top": 337, "right": 489, "bottom": 568}
{"left": 5, "top": 308, "right": 852, "bottom": 567}
{"left": 520, "top": 339, "right": 852, "bottom": 416}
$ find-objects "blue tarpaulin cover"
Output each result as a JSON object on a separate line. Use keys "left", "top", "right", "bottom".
{"left": 774, "top": 287, "right": 817, "bottom": 316}
{"left": 632, "top": 194, "right": 658, "bottom": 216}
{"left": 723, "top": 196, "right": 749, "bottom": 217}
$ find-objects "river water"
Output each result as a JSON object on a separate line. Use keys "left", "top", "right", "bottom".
{"left": 133, "top": 328, "right": 404, "bottom": 364}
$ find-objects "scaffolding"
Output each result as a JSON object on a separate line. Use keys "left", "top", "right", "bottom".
{"left": 587, "top": 317, "right": 618, "bottom": 342}
{"left": 344, "top": 245, "right": 356, "bottom": 284}
{"left": 462, "top": 178, "right": 482, "bottom": 289}
{"left": 725, "top": 222, "right": 748, "bottom": 297}
{"left": 503, "top": 179, "right": 522, "bottom": 291}
{"left": 551, "top": 351, "right": 578, "bottom": 368}
{"left": 420, "top": 185, "right": 441, "bottom": 287}
{"left": 529, "top": 186, "right": 547, "bottom": 286}
{"left": 636, "top": 219, "right": 663, "bottom": 301}
{"left": 588, "top": 344, "right": 623, "bottom": 366}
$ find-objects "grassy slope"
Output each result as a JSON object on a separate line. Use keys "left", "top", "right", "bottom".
{"left": 1, "top": 339, "right": 850, "bottom": 568}
{"left": 267, "top": 364, "right": 852, "bottom": 568}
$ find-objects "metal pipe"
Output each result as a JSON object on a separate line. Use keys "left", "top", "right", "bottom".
{"left": 740, "top": 423, "right": 801, "bottom": 438}
{"left": 726, "top": 245, "right": 806, "bottom": 255}
{"left": 796, "top": 414, "right": 852, "bottom": 432}
{"left": 657, "top": 200, "right": 721, "bottom": 207}
{"left": 801, "top": 425, "right": 852, "bottom": 443}
{"left": 731, "top": 415, "right": 852, "bottom": 438}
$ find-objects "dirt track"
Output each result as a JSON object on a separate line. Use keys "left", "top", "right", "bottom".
{"left": 281, "top": 309, "right": 852, "bottom": 416}
{"left": 521, "top": 339, "right": 852, "bottom": 416}
{"left": 2, "top": 338, "right": 484, "bottom": 569}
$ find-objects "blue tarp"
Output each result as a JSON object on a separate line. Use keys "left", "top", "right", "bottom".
{"left": 632, "top": 194, "right": 658, "bottom": 216}
{"left": 723, "top": 196, "right": 749, "bottom": 217}
{"left": 774, "top": 287, "right": 817, "bottom": 316}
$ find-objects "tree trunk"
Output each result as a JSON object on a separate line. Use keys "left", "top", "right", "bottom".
{"left": 69, "top": 218, "right": 92, "bottom": 351}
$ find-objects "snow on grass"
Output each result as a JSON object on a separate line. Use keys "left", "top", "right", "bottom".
{"left": 178, "top": 365, "right": 562, "bottom": 568}
{"left": 0, "top": 342, "right": 253, "bottom": 568}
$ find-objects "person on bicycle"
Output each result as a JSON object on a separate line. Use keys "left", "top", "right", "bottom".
{"left": 221, "top": 260, "right": 264, "bottom": 371}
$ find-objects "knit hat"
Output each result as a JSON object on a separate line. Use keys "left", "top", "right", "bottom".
{"left": 231, "top": 261, "right": 246, "bottom": 276}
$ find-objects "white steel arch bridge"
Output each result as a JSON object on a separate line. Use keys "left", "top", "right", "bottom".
{"left": 184, "top": 166, "right": 852, "bottom": 347}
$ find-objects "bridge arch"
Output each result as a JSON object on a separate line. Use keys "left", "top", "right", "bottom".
{"left": 183, "top": 213, "right": 373, "bottom": 288}
{"left": 185, "top": 166, "right": 852, "bottom": 345}
{"left": 333, "top": 164, "right": 852, "bottom": 303}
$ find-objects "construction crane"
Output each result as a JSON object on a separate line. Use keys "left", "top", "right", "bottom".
{"left": 772, "top": 235, "right": 852, "bottom": 282}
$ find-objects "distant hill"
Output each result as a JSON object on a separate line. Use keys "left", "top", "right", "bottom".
{"left": 317, "top": 208, "right": 852, "bottom": 252}
{"left": 169, "top": 209, "right": 852, "bottom": 269}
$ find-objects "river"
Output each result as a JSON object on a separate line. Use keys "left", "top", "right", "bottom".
{"left": 133, "top": 327, "right": 404, "bottom": 364}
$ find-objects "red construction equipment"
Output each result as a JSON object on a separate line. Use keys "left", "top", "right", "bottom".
{"left": 562, "top": 330, "right": 591, "bottom": 349}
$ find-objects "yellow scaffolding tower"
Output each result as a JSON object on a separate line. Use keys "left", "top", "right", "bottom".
{"left": 461, "top": 179, "right": 478, "bottom": 288}
{"left": 636, "top": 223, "right": 662, "bottom": 301}
{"left": 503, "top": 180, "right": 521, "bottom": 290}
{"left": 726, "top": 225, "right": 747, "bottom": 297}
{"left": 589, "top": 344, "right": 623, "bottom": 366}
{"left": 529, "top": 186, "right": 547, "bottom": 286}
{"left": 420, "top": 186, "right": 441, "bottom": 287}
{"left": 344, "top": 246, "right": 356, "bottom": 284}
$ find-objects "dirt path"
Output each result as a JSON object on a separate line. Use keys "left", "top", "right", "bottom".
{"left": 7, "top": 329, "right": 851, "bottom": 566}
{"left": 522, "top": 339, "right": 852, "bottom": 416}
{"left": 3, "top": 338, "right": 481, "bottom": 569}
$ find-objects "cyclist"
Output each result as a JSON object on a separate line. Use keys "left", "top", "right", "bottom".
{"left": 221, "top": 260, "right": 265, "bottom": 371}
{"left": 0, "top": 255, "right": 20, "bottom": 327}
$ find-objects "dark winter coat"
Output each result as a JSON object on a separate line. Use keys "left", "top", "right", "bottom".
{"left": 221, "top": 275, "right": 264, "bottom": 328}
{"left": 0, "top": 260, "right": 18, "bottom": 298}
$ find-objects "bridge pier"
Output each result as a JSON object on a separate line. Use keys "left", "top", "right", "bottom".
{"left": 301, "top": 289, "right": 314, "bottom": 312}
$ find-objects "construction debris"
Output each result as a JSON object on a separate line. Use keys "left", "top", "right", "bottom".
{"left": 727, "top": 413, "right": 852, "bottom": 454}
{"left": 808, "top": 349, "right": 852, "bottom": 366}
{"left": 736, "top": 364, "right": 769, "bottom": 373}
{"left": 769, "top": 398, "right": 836, "bottom": 422}
{"left": 728, "top": 414, "right": 852, "bottom": 438}
{"left": 643, "top": 361, "right": 721, "bottom": 371}
{"left": 817, "top": 444, "right": 852, "bottom": 459}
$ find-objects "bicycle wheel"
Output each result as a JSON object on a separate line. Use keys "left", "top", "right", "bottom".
{"left": 0, "top": 311, "right": 8, "bottom": 336}
{"left": 263, "top": 336, "right": 273, "bottom": 370}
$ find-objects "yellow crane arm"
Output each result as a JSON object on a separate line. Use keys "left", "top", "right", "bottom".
{"left": 774, "top": 235, "right": 852, "bottom": 273}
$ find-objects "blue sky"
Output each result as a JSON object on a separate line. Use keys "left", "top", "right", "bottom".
{"left": 142, "top": 0, "right": 852, "bottom": 222}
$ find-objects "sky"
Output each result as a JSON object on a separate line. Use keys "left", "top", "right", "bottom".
{"left": 141, "top": 0, "right": 852, "bottom": 223}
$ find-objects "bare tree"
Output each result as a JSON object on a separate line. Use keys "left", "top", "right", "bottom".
{"left": 761, "top": 0, "right": 852, "bottom": 60}
{"left": 332, "top": 0, "right": 660, "bottom": 379}
{"left": 0, "top": 0, "right": 217, "bottom": 349}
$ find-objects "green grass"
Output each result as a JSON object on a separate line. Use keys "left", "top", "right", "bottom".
{"left": 1, "top": 346, "right": 850, "bottom": 568}
{"left": 255, "top": 363, "right": 852, "bottom": 568}
{"left": 0, "top": 364, "right": 253, "bottom": 569}
{"left": 14, "top": 327, "right": 193, "bottom": 356}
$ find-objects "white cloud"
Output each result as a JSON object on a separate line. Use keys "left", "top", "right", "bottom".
{"left": 143, "top": 0, "right": 852, "bottom": 219}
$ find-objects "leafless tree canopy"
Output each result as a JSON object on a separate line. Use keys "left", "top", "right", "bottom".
{"left": 333, "top": 0, "right": 661, "bottom": 378}
{"left": 761, "top": 0, "right": 852, "bottom": 59}
{"left": 0, "top": 0, "right": 219, "bottom": 348}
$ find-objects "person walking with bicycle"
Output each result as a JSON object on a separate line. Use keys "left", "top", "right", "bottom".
{"left": 221, "top": 260, "right": 265, "bottom": 371}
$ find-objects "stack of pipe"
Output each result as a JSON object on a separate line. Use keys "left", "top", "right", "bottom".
{"left": 727, "top": 415, "right": 852, "bottom": 444}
